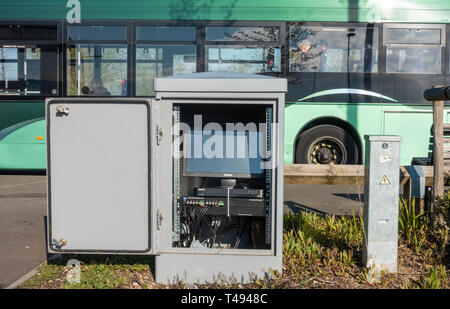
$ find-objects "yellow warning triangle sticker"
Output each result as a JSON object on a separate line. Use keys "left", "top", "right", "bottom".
{"left": 380, "top": 175, "right": 390, "bottom": 185}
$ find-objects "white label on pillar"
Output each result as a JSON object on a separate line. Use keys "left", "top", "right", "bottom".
{"left": 380, "top": 175, "right": 390, "bottom": 185}
{"left": 380, "top": 155, "right": 391, "bottom": 163}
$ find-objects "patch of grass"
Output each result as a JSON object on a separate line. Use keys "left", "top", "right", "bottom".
{"left": 399, "top": 198, "right": 428, "bottom": 254}
{"left": 399, "top": 196, "right": 449, "bottom": 268}
{"left": 283, "top": 211, "right": 363, "bottom": 254}
{"left": 323, "top": 211, "right": 363, "bottom": 250}
{"left": 18, "top": 255, "right": 156, "bottom": 289}
{"left": 417, "top": 266, "right": 447, "bottom": 289}
{"left": 64, "top": 255, "right": 154, "bottom": 289}
{"left": 18, "top": 263, "right": 65, "bottom": 289}
{"left": 65, "top": 263, "right": 127, "bottom": 289}
{"left": 280, "top": 212, "right": 365, "bottom": 288}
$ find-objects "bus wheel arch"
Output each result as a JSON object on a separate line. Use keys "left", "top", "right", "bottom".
{"left": 293, "top": 117, "right": 362, "bottom": 165}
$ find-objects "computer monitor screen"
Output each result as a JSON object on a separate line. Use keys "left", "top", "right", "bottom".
{"left": 184, "top": 126, "right": 265, "bottom": 178}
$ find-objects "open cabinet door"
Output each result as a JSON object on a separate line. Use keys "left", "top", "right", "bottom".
{"left": 47, "top": 99, "right": 154, "bottom": 254}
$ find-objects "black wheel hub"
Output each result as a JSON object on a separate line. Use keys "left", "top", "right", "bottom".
{"left": 309, "top": 140, "right": 346, "bottom": 165}
{"left": 317, "top": 147, "right": 333, "bottom": 163}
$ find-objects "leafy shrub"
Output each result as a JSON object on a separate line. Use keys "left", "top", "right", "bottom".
{"left": 398, "top": 198, "right": 428, "bottom": 253}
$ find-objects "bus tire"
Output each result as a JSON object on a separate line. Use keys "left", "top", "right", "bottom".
{"left": 295, "top": 125, "right": 359, "bottom": 165}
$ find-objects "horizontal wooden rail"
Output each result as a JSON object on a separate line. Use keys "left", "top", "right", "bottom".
{"left": 284, "top": 164, "right": 450, "bottom": 187}
{"left": 284, "top": 164, "right": 365, "bottom": 185}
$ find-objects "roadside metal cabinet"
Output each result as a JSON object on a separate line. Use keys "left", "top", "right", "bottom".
{"left": 47, "top": 72, "right": 287, "bottom": 284}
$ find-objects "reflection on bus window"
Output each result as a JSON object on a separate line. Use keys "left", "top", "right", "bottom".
{"left": 67, "top": 45, "right": 127, "bottom": 96}
{"left": 136, "top": 45, "right": 196, "bottom": 96}
{"left": 68, "top": 25, "right": 127, "bottom": 41}
{"left": 206, "top": 26, "right": 280, "bottom": 42}
{"left": 206, "top": 46, "right": 281, "bottom": 73}
{"left": 0, "top": 48, "right": 18, "bottom": 92}
{"left": 137, "top": 26, "right": 196, "bottom": 41}
{"left": 0, "top": 46, "right": 58, "bottom": 96}
{"left": 384, "top": 26, "right": 443, "bottom": 75}
{"left": 0, "top": 25, "right": 57, "bottom": 40}
{"left": 289, "top": 26, "right": 379, "bottom": 73}
{"left": 386, "top": 46, "right": 441, "bottom": 74}
{"left": 386, "top": 28, "right": 442, "bottom": 45}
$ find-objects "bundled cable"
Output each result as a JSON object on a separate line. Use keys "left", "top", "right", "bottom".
{"left": 217, "top": 219, "right": 252, "bottom": 249}
{"left": 183, "top": 204, "right": 212, "bottom": 246}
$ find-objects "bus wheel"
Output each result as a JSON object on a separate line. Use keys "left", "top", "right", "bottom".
{"left": 295, "top": 125, "right": 359, "bottom": 165}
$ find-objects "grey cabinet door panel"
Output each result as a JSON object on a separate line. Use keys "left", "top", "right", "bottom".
{"left": 48, "top": 101, "right": 151, "bottom": 253}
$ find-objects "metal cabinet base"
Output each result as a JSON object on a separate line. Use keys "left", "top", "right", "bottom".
{"left": 155, "top": 254, "right": 282, "bottom": 284}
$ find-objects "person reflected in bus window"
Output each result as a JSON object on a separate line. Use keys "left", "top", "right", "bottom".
{"left": 89, "top": 78, "right": 111, "bottom": 96}
{"left": 121, "top": 79, "right": 127, "bottom": 96}
{"left": 291, "top": 39, "right": 327, "bottom": 72}
{"left": 267, "top": 59, "right": 274, "bottom": 72}
{"left": 81, "top": 86, "right": 90, "bottom": 95}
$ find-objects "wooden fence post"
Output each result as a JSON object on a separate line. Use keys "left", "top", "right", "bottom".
{"left": 433, "top": 86, "right": 444, "bottom": 198}
{"left": 432, "top": 85, "right": 446, "bottom": 229}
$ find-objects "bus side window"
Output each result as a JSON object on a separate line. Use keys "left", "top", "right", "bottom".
{"left": 288, "top": 26, "right": 379, "bottom": 74}
{"left": 136, "top": 44, "right": 196, "bottom": 97}
{"left": 0, "top": 25, "right": 58, "bottom": 97}
{"left": 204, "top": 26, "right": 281, "bottom": 74}
{"left": 135, "top": 26, "right": 197, "bottom": 97}
{"left": 66, "top": 25, "right": 128, "bottom": 97}
{"left": 384, "top": 25, "right": 444, "bottom": 74}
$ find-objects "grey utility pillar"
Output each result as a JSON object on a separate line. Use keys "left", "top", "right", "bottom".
{"left": 363, "top": 135, "right": 401, "bottom": 274}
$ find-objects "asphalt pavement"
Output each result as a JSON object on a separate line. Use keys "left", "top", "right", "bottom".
{"left": 0, "top": 174, "right": 364, "bottom": 288}
{"left": 0, "top": 174, "right": 47, "bottom": 288}
{"left": 284, "top": 183, "right": 364, "bottom": 216}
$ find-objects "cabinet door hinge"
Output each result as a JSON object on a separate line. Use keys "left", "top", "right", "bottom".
{"left": 156, "top": 210, "right": 163, "bottom": 230}
{"left": 156, "top": 125, "right": 163, "bottom": 146}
